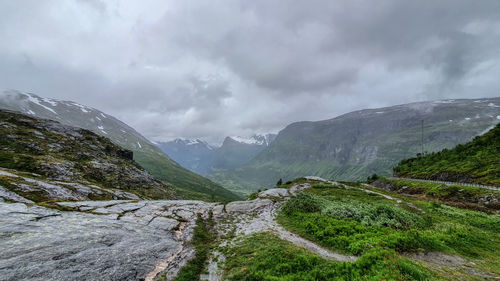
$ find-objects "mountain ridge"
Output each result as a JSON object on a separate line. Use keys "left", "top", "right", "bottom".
{"left": 210, "top": 97, "right": 500, "bottom": 194}
{"left": 0, "top": 90, "right": 239, "bottom": 201}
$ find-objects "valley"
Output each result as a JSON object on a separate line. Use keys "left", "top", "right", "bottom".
{"left": 0, "top": 95, "right": 499, "bottom": 281}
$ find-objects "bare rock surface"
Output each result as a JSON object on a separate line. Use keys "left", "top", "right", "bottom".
{"left": 0, "top": 200, "right": 217, "bottom": 281}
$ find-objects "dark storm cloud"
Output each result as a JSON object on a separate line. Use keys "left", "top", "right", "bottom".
{"left": 0, "top": 0, "right": 499, "bottom": 144}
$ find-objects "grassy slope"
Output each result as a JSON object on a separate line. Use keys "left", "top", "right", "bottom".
{"left": 134, "top": 150, "right": 241, "bottom": 202}
{"left": 394, "top": 124, "right": 500, "bottom": 186}
{"left": 273, "top": 183, "right": 500, "bottom": 279}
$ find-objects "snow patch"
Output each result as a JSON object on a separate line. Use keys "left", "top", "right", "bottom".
{"left": 26, "top": 93, "right": 57, "bottom": 114}
{"left": 137, "top": 142, "right": 142, "bottom": 148}
{"left": 488, "top": 102, "right": 499, "bottom": 108}
{"left": 96, "top": 116, "right": 101, "bottom": 121}
{"left": 230, "top": 136, "right": 261, "bottom": 145}
{"left": 71, "top": 102, "right": 90, "bottom": 113}
{"left": 465, "top": 117, "right": 471, "bottom": 120}
{"left": 100, "top": 113, "right": 106, "bottom": 118}
{"left": 497, "top": 115, "right": 500, "bottom": 120}
{"left": 433, "top": 99, "right": 455, "bottom": 104}
{"left": 27, "top": 110, "right": 35, "bottom": 115}
{"left": 42, "top": 98, "right": 58, "bottom": 106}
{"left": 97, "top": 125, "right": 108, "bottom": 134}
{"left": 375, "top": 111, "right": 385, "bottom": 114}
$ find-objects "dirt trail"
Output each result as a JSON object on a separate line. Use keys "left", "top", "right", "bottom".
{"left": 218, "top": 185, "right": 357, "bottom": 263}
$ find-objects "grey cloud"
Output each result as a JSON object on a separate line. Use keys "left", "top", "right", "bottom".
{"left": 0, "top": 0, "right": 500, "bottom": 144}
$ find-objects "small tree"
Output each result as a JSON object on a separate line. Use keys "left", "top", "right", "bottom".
{"left": 366, "top": 173, "right": 379, "bottom": 183}
{"left": 276, "top": 178, "right": 283, "bottom": 186}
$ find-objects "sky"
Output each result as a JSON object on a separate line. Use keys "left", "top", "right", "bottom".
{"left": 1, "top": 0, "right": 500, "bottom": 144}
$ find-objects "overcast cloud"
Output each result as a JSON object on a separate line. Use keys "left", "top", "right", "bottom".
{"left": 1, "top": 0, "right": 500, "bottom": 144}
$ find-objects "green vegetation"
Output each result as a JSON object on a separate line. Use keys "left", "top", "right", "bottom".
{"left": 276, "top": 178, "right": 283, "bottom": 186}
{"left": 160, "top": 213, "right": 216, "bottom": 281}
{"left": 276, "top": 183, "right": 500, "bottom": 278}
{"left": 394, "top": 124, "right": 500, "bottom": 186}
{"left": 222, "top": 232, "right": 434, "bottom": 281}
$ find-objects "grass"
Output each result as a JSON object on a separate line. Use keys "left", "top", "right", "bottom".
{"left": 160, "top": 212, "right": 216, "bottom": 281}
{"left": 276, "top": 183, "right": 500, "bottom": 277}
{"left": 222, "top": 232, "right": 435, "bottom": 281}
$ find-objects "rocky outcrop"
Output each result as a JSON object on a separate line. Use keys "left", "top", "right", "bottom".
{"left": 0, "top": 109, "right": 177, "bottom": 201}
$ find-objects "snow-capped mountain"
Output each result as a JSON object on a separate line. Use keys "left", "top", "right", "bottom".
{"left": 211, "top": 134, "right": 277, "bottom": 171}
{"left": 0, "top": 90, "right": 239, "bottom": 201}
{"left": 155, "top": 134, "right": 277, "bottom": 175}
{"left": 229, "top": 134, "right": 277, "bottom": 146}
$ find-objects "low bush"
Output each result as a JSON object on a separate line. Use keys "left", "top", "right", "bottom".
{"left": 223, "top": 232, "right": 435, "bottom": 281}
{"left": 281, "top": 193, "right": 324, "bottom": 215}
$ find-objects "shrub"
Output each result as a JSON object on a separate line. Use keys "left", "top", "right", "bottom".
{"left": 281, "top": 193, "right": 323, "bottom": 215}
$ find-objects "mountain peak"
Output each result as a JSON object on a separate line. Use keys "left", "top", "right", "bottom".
{"left": 228, "top": 134, "right": 276, "bottom": 146}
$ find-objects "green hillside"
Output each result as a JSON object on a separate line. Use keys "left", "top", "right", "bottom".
{"left": 394, "top": 124, "right": 500, "bottom": 186}
{"left": 134, "top": 150, "right": 241, "bottom": 202}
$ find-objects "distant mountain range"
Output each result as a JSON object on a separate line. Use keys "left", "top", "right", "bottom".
{"left": 0, "top": 90, "right": 239, "bottom": 201}
{"left": 210, "top": 98, "right": 500, "bottom": 194}
{"left": 156, "top": 134, "right": 276, "bottom": 176}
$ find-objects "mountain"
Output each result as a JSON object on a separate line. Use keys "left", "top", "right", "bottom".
{"left": 394, "top": 123, "right": 500, "bottom": 186}
{"left": 210, "top": 98, "right": 500, "bottom": 194}
{"left": 0, "top": 109, "right": 178, "bottom": 203}
{"left": 156, "top": 134, "right": 276, "bottom": 176}
{"left": 211, "top": 134, "right": 277, "bottom": 171}
{"left": 0, "top": 90, "right": 239, "bottom": 201}
{"left": 156, "top": 139, "right": 216, "bottom": 176}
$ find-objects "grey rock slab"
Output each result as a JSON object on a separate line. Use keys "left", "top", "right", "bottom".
{"left": 0, "top": 186, "right": 34, "bottom": 204}
{"left": 258, "top": 188, "right": 289, "bottom": 198}
{"left": 225, "top": 199, "right": 273, "bottom": 213}
{"left": 148, "top": 216, "right": 180, "bottom": 231}
{"left": 289, "top": 183, "right": 312, "bottom": 196}
{"left": 0, "top": 202, "right": 184, "bottom": 281}
{"left": 57, "top": 200, "right": 132, "bottom": 210}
